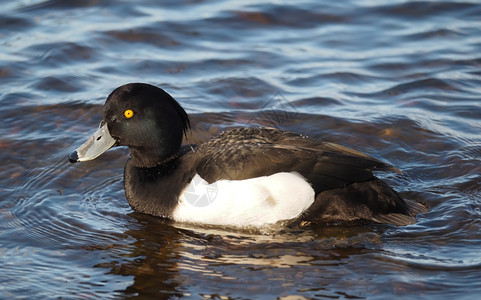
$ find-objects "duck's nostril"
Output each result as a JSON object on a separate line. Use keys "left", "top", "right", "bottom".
{"left": 96, "top": 136, "right": 102, "bottom": 141}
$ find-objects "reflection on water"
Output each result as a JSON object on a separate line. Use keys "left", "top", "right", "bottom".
{"left": 96, "top": 213, "right": 386, "bottom": 299}
{"left": 1, "top": 0, "right": 481, "bottom": 298}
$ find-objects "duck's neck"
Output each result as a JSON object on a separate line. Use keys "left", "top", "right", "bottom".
{"left": 129, "top": 147, "right": 178, "bottom": 169}
{"left": 123, "top": 154, "right": 193, "bottom": 218}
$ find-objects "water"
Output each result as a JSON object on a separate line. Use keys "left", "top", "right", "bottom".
{"left": 1, "top": 0, "right": 481, "bottom": 298}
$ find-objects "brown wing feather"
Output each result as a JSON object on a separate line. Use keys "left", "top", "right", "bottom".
{"left": 191, "top": 127, "right": 398, "bottom": 193}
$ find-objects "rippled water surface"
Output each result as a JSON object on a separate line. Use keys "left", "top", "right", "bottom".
{"left": 1, "top": 0, "right": 481, "bottom": 298}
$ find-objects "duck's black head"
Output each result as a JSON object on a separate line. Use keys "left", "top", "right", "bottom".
{"left": 69, "top": 83, "right": 190, "bottom": 168}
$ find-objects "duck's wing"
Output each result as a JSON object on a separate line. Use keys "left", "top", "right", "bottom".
{"left": 193, "top": 127, "right": 398, "bottom": 193}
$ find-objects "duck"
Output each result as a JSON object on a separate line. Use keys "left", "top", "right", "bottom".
{"left": 68, "top": 83, "right": 426, "bottom": 227}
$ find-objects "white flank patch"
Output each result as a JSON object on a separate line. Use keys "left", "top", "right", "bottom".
{"left": 173, "top": 172, "right": 315, "bottom": 227}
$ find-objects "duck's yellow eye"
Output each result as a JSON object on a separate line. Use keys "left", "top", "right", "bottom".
{"left": 124, "top": 109, "right": 134, "bottom": 119}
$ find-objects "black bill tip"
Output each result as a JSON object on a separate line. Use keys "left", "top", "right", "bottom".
{"left": 68, "top": 151, "right": 79, "bottom": 163}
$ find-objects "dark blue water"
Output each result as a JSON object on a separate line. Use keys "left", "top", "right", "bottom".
{"left": 1, "top": 0, "right": 481, "bottom": 298}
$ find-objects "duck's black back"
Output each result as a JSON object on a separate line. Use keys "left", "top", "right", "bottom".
{"left": 191, "top": 127, "right": 396, "bottom": 193}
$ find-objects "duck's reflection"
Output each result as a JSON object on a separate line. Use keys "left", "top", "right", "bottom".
{"left": 97, "top": 213, "right": 185, "bottom": 298}
{"left": 95, "top": 212, "right": 383, "bottom": 298}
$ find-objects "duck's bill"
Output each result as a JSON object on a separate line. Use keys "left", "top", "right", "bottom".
{"left": 68, "top": 122, "right": 116, "bottom": 163}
